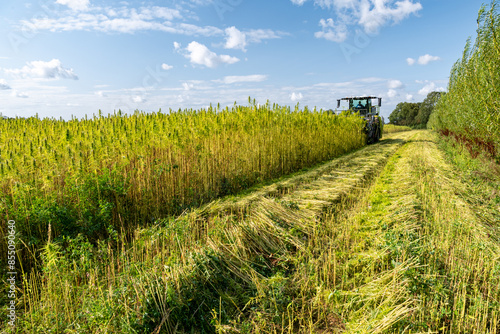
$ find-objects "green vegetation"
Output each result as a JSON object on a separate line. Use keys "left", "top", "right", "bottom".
{"left": 388, "top": 101, "right": 421, "bottom": 126}
{"left": 0, "top": 101, "right": 365, "bottom": 272}
{"left": 6, "top": 129, "right": 499, "bottom": 333}
{"left": 388, "top": 91, "right": 444, "bottom": 128}
{"left": 383, "top": 124, "right": 412, "bottom": 134}
{"left": 428, "top": 0, "right": 500, "bottom": 160}
{"left": 338, "top": 131, "right": 499, "bottom": 332}
{"left": 3, "top": 130, "right": 406, "bottom": 333}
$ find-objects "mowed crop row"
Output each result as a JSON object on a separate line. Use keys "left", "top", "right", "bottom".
{"left": 0, "top": 102, "right": 366, "bottom": 269}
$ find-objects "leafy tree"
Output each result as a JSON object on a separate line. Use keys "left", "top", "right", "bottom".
{"left": 389, "top": 91, "right": 444, "bottom": 127}
{"left": 388, "top": 102, "right": 421, "bottom": 126}
{"left": 415, "top": 91, "right": 445, "bottom": 127}
{"left": 388, "top": 103, "right": 404, "bottom": 125}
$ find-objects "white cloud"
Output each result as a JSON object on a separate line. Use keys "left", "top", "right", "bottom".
{"left": 297, "top": 0, "right": 422, "bottom": 41}
{"left": 417, "top": 54, "right": 440, "bottom": 65}
{"left": 182, "top": 82, "right": 194, "bottom": 90}
{"left": 310, "top": 0, "right": 359, "bottom": 10}
{"left": 387, "top": 89, "right": 398, "bottom": 98}
{"left": 4, "top": 59, "right": 78, "bottom": 80}
{"left": 418, "top": 82, "right": 445, "bottom": 96}
{"left": 185, "top": 41, "right": 239, "bottom": 68}
{"left": 358, "top": 0, "right": 422, "bottom": 34}
{"left": 246, "top": 29, "right": 283, "bottom": 43}
{"left": 132, "top": 95, "right": 144, "bottom": 103}
{"left": 56, "top": 0, "right": 89, "bottom": 11}
{"left": 11, "top": 90, "right": 28, "bottom": 98}
{"left": 95, "top": 90, "right": 107, "bottom": 97}
{"left": 407, "top": 54, "right": 440, "bottom": 66}
{"left": 217, "top": 75, "right": 267, "bottom": 84}
{"left": 225, "top": 26, "right": 247, "bottom": 51}
{"left": 388, "top": 79, "right": 403, "bottom": 89}
{"left": 185, "top": 0, "right": 214, "bottom": 6}
{"left": 290, "top": 92, "right": 303, "bottom": 101}
{"left": 0, "top": 76, "right": 401, "bottom": 120}
{"left": 0, "top": 79, "right": 11, "bottom": 90}
{"left": 161, "top": 63, "right": 173, "bottom": 70}
{"left": 22, "top": 5, "right": 285, "bottom": 56}
{"left": 178, "top": 81, "right": 205, "bottom": 91}
{"left": 358, "top": 77, "right": 385, "bottom": 83}
{"left": 406, "top": 93, "right": 413, "bottom": 101}
{"left": 24, "top": 6, "right": 223, "bottom": 36}
{"left": 315, "top": 18, "right": 347, "bottom": 42}
{"left": 224, "top": 27, "right": 284, "bottom": 51}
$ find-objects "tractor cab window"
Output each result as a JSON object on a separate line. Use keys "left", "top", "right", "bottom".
{"left": 351, "top": 99, "right": 367, "bottom": 113}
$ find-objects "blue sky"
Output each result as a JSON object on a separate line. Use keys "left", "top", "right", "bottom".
{"left": 0, "top": 0, "right": 483, "bottom": 120}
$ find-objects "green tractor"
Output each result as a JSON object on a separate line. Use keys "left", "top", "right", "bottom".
{"left": 337, "top": 96, "right": 383, "bottom": 144}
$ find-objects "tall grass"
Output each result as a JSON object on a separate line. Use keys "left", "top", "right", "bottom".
{"left": 0, "top": 101, "right": 365, "bottom": 271}
{"left": 428, "top": 0, "right": 500, "bottom": 160}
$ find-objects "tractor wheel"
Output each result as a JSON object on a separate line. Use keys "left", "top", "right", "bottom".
{"left": 366, "top": 124, "right": 374, "bottom": 145}
{"left": 373, "top": 125, "right": 380, "bottom": 143}
{"left": 366, "top": 122, "right": 379, "bottom": 145}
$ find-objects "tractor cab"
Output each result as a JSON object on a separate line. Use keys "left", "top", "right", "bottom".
{"left": 337, "top": 96, "right": 382, "bottom": 116}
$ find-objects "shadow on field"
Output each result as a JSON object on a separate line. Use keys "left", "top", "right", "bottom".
{"left": 407, "top": 139, "right": 436, "bottom": 144}
{"left": 378, "top": 138, "right": 405, "bottom": 146}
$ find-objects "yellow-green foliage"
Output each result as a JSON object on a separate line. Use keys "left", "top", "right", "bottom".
{"left": 0, "top": 101, "right": 365, "bottom": 266}
{"left": 9, "top": 130, "right": 404, "bottom": 333}
{"left": 8, "top": 130, "right": 499, "bottom": 333}
{"left": 383, "top": 124, "right": 412, "bottom": 134}
{"left": 428, "top": 0, "right": 500, "bottom": 158}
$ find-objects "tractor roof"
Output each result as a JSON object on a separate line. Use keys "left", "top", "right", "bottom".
{"left": 338, "top": 96, "right": 380, "bottom": 101}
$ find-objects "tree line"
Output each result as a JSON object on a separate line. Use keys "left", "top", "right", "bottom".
{"left": 388, "top": 91, "right": 444, "bottom": 128}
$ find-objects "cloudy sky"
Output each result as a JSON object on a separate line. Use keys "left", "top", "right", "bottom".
{"left": 0, "top": 0, "right": 483, "bottom": 119}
